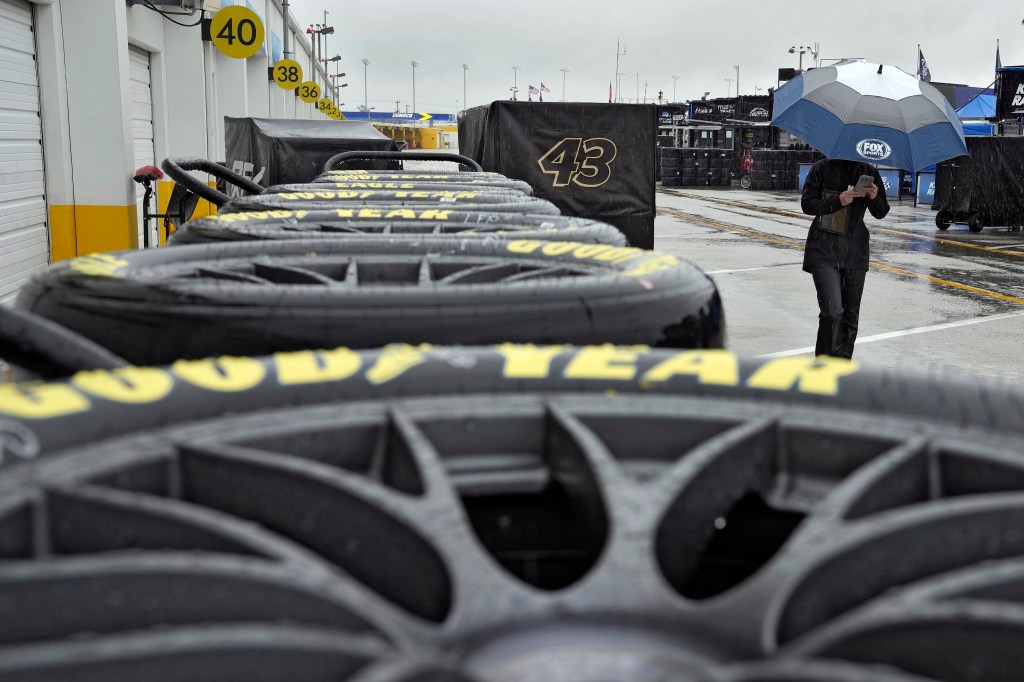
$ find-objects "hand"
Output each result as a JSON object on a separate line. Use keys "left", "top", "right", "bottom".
{"left": 839, "top": 190, "right": 857, "bottom": 206}
{"left": 863, "top": 183, "right": 879, "bottom": 200}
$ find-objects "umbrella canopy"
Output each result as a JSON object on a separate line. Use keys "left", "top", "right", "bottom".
{"left": 772, "top": 60, "right": 967, "bottom": 171}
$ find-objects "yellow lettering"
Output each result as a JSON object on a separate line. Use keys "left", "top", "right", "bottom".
{"left": 641, "top": 350, "right": 739, "bottom": 386}
{"left": 358, "top": 208, "right": 382, "bottom": 218}
{"left": 620, "top": 254, "right": 680, "bottom": 277}
{"left": 172, "top": 357, "right": 267, "bottom": 392}
{"left": 0, "top": 383, "right": 90, "bottom": 419}
{"left": 314, "top": 192, "right": 335, "bottom": 199}
{"left": 746, "top": 357, "right": 860, "bottom": 396}
{"left": 572, "top": 244, "right": 613, "bottom": 259}
{"left": 72, "top": 367, "right": 174, "bottom": 404}
{"left": 334, "top": 209, "right": 355, "bottom": 218}
{"left": 595, "top": 247, "right": 643, "bottom": 263}
{"left": 540, "top": 242, "right": 582, "bottom": 256}
{"left": 68, "top": 254, "right": 130, "bottom": 277}
{"left": 495, "top": 344, "right": 570, "bottom": 378}
{"left": 275, "top": 348, "right": 362, "bottom": 385}
{"left": 385, "top": 209, "right": 417, "bottom": 219}
{"left": 418, "top": 209, "right": 452, "bottom": 220}
{"left": 563, "top": 345, "right": 646, "bottom": 381}
{"left": 366, "top": 344, "right": 430, "bottom": 384}
{"left": 506, "top": 240, "right": 544, "bottom": 254}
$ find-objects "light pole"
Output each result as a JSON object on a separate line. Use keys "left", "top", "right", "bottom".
{"left": 462, "top": 63, "right": 468, "bottom": 109}
{"left": 734, "top": 65, "right": 740, "bottom": 97}
{"left": 614, "top": 40, "right": 626, "bottom": 103}
{"left": 411, "top": 61, "right": 418, "bottom": 117}
{"left": 325, "top": 55, "right": 340, "bottom": 100}
{"left": 560, "top": 68, "right": 569, "bottom": 101}
{"left": 672, "top": 75, "right": 679, "bottom": 102}
{"left": 512, "top": 66, "right": 520, "bottom": 100}
{"left": 724, "top": 78, "right": 734, "bottom": 97}
{"left": 362, "top": 58, "right": 370, "bottom": 113}
{"left": 789, "top": 45, "right": 818, "bottom": 71}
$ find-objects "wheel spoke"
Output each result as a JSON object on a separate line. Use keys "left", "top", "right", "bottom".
{"left": 253, "top": 262, "right": 339, "bottom": 286}
{"left": 437, "top": 262, "right": 522, "bottom": 285}
{"left": 501, "top": 267, "right": 572, "bottom": 283}
{"left": 193, "top": 266, "right": 271, "bottom": 284}
{"left": 345, "top": 260, "right": 359, "bottom": 286}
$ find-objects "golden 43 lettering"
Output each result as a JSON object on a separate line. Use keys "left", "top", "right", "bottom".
{"left": 0, "top": 346, "right": 860, "bottom": 421}
{"left": 537, "top": 137, "right": 618, "bottom": 189}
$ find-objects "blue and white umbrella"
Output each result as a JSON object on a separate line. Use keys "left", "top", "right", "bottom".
{"left": 772, "top": 60, "right": 967, "bottom": 171}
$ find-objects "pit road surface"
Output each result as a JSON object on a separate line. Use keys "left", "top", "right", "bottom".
{"left": 655, "top": 188, "right": 1024, "bottom": 382}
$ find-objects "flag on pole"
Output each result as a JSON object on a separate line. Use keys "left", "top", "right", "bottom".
{"left": 528, "top": 85, "right": 541, "bottom": 95}
{"left": 609, "top": 81, "right": 613, "bottom": 103}
{"left": 540, "top": 83, "right": 551, "bottom": 93}
{"left": 917, "top": 46, "right": 931, "bottom": 83}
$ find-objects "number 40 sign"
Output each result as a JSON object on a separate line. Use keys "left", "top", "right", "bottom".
{"left": 210, "top": 5, "right": 265, "bottom": 60}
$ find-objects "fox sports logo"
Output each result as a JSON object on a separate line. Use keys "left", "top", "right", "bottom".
{"left": 856, "top": 139, "right": 892, "bottom": 161}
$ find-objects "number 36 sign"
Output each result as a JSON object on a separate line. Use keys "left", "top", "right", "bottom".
{"left": 210, "top": 5, "right": 265, "bottom": 60}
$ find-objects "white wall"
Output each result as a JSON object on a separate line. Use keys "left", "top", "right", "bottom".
{"left": 30, "top": 0, "right": 333, "bottom": 257}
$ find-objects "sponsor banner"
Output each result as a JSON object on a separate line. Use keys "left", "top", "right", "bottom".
{"left": 342, "top": 112, "right": 456, "bottom": 123}
{"left": 688, "top": 98, "right": 772, "bottom": 124}
{"left": 996, "top": 68, "right": 1024, "bottom": 119}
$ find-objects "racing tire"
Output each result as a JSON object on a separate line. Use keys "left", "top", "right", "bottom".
{"left": 1, "top": 347, "right": 1024, "bottom": 682}
{"left": 0, "top": 307, "right": 127, "bottom": 380}
{"left": 935, "top": 210, "right": 952, "bottom": 231}
{"left": 221, "top": 191, "right": 559, "bottom": 215}
{"left": 168, "top": 212, "right": 628, "bottom": 246}
{"left": 268, "top": 182, "right": 531, "bottom": 196}
{"left": 17, "top": 238, "right": 724, "bottom": 365}
{"left": 310, "top": 175, "right": 534, "bottom": 195}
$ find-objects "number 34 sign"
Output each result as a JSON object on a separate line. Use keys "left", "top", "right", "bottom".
{"left": 210, "top": 5, "right": 265, "bottom": 60}
{"left": 537, "top": 137, "right": 618, "bottom": 189}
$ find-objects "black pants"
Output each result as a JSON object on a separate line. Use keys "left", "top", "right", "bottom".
{"left": 810, "top": 267, "right": 867, "bottom": 358}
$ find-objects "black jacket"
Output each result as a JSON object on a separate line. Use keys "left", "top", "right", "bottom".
{"left": 801, "top": 159, "right": 890, "bottom": 272}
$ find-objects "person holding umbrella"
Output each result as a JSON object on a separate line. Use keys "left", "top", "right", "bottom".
{"left": 772, "top": 59, "right": 968, "bottom": 358}
{"left": 800, "top": 159, "right": 888, "bottom": 358}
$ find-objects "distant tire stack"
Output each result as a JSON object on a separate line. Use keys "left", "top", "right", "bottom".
{"left": 13, "top": 151, "right": 726, "bottom": 372}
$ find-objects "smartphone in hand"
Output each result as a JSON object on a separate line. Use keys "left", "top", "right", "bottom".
{"left": 853, "top": 174, "right": 874, "bottom": 196}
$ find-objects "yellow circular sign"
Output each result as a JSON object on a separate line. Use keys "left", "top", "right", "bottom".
{"left": 298, "top": 81, "right": 321, "bottom": 103}
{"left": 272, "top": 59, "right": 302, "bottom": 90}
{"left": 317, "top": 98, "right": 334, "bottom": 115}
{"left": 210, "top": 6, "right": 265, "bottom": 60}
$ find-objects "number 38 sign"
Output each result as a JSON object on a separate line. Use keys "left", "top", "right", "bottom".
{"left": 210, "top": 6, "right": 265, "bottom": 60}
{"left": 537, "top": 137, "right": 618, "bottom": 189}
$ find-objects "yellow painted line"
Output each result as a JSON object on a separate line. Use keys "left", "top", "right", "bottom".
{"left": 660, "top": 188, "right": 1024, "bottom": 260}
{"left": 657, "top": 207, "right": 1024, "bottom": 307}
{"left": 868, "top": 262, "right": 1024, "bottom": 305}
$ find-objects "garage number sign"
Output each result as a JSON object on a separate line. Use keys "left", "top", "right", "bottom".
{"left": 298, "top": 81, "right": 321, "bottom": 103}
{"left": 211, "top": 6, "right": 265, "bottom": 59}
{"left": 273, "top": 59, "right": 303, "bottom": 90}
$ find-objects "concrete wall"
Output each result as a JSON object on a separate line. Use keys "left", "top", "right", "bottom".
{"left": 29, "top": 0, "right": 334, "bottom": 260}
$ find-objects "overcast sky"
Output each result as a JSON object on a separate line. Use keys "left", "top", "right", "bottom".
{"left": 288, "top": 0, "right": 1019, "bottom": 114}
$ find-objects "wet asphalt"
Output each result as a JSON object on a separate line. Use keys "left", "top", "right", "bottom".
{"left": 653, "top": 187, "right": 1024, "bottom": 382}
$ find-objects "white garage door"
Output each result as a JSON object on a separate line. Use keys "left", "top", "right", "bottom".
{"left": 0, "top": 0, "right": 48, "bottom": 304}
{"left": 129, "top": 44, "right": 155, "bottom": 248}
